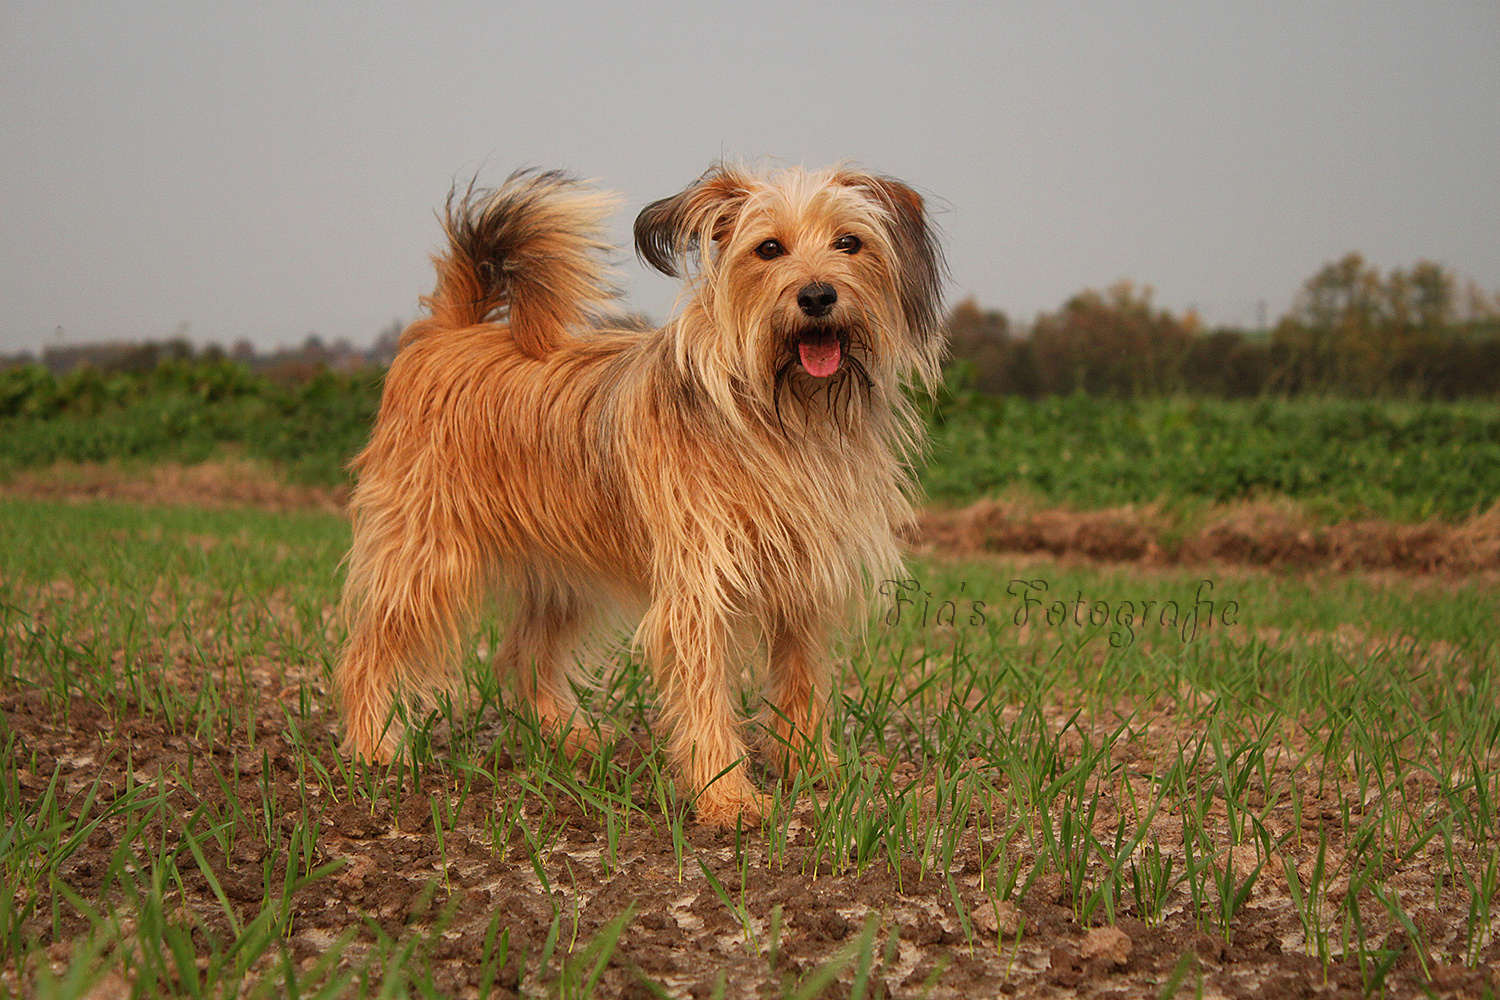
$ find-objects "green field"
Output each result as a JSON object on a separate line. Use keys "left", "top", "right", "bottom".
{"left": 4, "top": 362, "right": 1500, "bottom": 521}
{"left": 2, "top": 497, "right": 1497, "bottom": 997}
{"left": 923, "top": 390, "right": 1500, "bottom": 521}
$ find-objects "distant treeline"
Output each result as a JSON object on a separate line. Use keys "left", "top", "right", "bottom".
{"left": 950, "top": 254, "right": 1500, "bottom": 398}
{"left": 0, "top": 321, "right": 403, "bottom": 381}
{"left": 5, "top": 253, "right": 1498, "bottom": 400}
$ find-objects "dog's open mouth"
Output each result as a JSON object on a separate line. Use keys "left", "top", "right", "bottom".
{"left": 796, "top": 329, "right": 844, "bottom": 378}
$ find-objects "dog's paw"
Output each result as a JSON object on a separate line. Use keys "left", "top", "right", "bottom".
{"left": 694, "top": 782, "right": 772, "bottom": 830}
{"left": 340, "top": 731, "right": 399, "bottom": 766}
{"left": 758, "top": 727, "right": 838, "bottom": 782}
{"left": 547, "top": 721, "right": 615, "bottom": 760}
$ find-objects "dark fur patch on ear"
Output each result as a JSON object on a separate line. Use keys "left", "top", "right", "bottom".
{"left": 633, "top": 194, "right": 691, "bottom": 277}
{"left": 634, "top": 166, "right": 752, "bottom": 278}
{"left": 840, "top": 173, "right": 947, "bottom": 341}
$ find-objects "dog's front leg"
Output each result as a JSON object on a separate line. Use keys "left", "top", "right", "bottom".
{"left": 762, "top": 617, "right": 834, "bottom": 778}
{"left": 639, "top": 593, "right": 768, "bottom": 828}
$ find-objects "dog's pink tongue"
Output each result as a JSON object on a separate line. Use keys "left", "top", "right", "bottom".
{"left": 799, "top": 338, "right": 842, "bottom": 377}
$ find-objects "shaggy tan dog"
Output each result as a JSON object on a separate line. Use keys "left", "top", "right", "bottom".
{"left": 335, "top": 164, "right": 944, "bottom": 826}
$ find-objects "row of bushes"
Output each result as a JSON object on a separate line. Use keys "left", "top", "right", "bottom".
{"left": 924, "top": 388, "right": 1500, "bottom": 520}
{"left": 0, "top": 360, "right": 381, "bottom": 484}
{"left": 950, "top": 323, "right": 1500, "bottom": 400}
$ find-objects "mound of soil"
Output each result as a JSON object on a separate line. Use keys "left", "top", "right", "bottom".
{"left": 917, "top": 498, "right": 1500, "bottom": 574}
{"left": 0, "top": 460, "right": 348, "bottom": 512}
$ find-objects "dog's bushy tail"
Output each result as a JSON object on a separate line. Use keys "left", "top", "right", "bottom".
{"left": 424, "top": 170, "right": 617, "bottom": 357}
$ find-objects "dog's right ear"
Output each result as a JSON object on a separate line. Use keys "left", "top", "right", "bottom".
{"left": 634, "top": 165, "right": 754, "bottom": 278}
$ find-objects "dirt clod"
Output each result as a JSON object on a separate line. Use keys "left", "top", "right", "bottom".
{"left": 1080, "top": 925, "right": 1132, "bottom": 967}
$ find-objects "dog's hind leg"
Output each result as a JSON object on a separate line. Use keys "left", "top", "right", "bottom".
{"left": 492, "top": 573, "right": 599, "bottom": 754}
{"left": 336, "top": 514, "right": 485, "bottom": 763}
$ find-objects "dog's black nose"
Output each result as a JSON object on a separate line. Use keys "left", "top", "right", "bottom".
{"left": 797, "top": 282, "right": 838, "bottom": 318}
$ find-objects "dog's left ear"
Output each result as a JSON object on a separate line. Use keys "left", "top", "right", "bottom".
{"left": 840, "top": 173, "right": 946, "bottom": 341}
{"left": 635, "top": 165, "right": 754, "bottom": 278}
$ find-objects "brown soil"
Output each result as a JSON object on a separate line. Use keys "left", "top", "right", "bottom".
{"left": 5, "top": 678, "right": 1496, "bottom": 999}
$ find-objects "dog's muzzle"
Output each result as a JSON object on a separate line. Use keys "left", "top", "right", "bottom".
{"left": 794, "top": 283, "right": 842, "bottom": 377}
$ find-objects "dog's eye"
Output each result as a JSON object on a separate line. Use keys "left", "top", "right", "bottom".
{"left": 754, "top": 239, "right": 786, "bottom": 260}
{"left": 833, "top": 234, "right": 863, "bottom": 255}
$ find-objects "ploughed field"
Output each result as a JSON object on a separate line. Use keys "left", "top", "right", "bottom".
{"left": 2, "top": 466, "right": 1497, "bottom": 998}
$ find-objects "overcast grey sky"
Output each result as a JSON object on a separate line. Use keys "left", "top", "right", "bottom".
{"left": 2, "top": 2, "right": 1497, "bottom": 354}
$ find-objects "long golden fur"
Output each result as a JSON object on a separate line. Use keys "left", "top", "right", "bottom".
{"left": 335, "top": 163, "right": 945, "bottom": 827}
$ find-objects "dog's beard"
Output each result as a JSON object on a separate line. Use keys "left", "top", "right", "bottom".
{"left": 770, "top": 321, "right": 876, "bottom": 434}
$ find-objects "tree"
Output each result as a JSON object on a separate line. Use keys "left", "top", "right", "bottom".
{"left": 1029, "top": 281, "right": 1195, "bottom": 395}
{"left": 1274, "top": 253, "right": 1472, "bottom": 395}
{"left": 945, "top": 298, "right": 1014, "bottom": 393}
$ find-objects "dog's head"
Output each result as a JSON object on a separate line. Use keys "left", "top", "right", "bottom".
{"left": 635, "top": 164, "right": 945, "bottom": 425}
